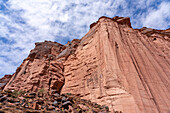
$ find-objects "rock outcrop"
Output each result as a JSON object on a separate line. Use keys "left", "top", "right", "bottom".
{"left": 3, "top": 41, "right": 66, "bottom": 93}
{"left": 1, "top": 16, "right": 170, "bottom": 113}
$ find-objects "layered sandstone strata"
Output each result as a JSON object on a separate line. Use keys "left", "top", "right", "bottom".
{"left": 2, "top": 16, "right": 170, "bottom": 113}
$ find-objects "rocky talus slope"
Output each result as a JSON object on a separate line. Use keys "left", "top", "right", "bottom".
{"left": 0, "top": 91, "right": 110, "bottom": 113}
{"left": 0, "top": 16, "right": 170, "bottom": 113}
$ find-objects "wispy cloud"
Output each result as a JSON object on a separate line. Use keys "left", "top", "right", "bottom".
{"left": 0, "top": 0, "right": 169, "bottom": 77}
{"left": 142, "top": 2, "right": 170, "bottom": 29}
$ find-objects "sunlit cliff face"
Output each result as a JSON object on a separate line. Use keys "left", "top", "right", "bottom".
{"left": 1, "top": 16, "right": 170, "bottom": 113}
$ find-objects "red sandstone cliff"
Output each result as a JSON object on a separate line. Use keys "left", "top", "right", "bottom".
{"left": 1, "top": 16, "right": 170, "bottom": 113}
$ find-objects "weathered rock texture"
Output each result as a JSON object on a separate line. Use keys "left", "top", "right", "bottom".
{"left": 3, "top": 41, "right": 67, "bottom": 93}
{"left": 0, "top": 91, "right": 109, "bottom": 113}
{"left": 0, "top": 75, "right": 12, "bottom": 91}
{"left": 1, "top": 16, "right": 170, "bottom": 113}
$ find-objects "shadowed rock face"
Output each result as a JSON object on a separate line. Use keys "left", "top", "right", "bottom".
{"left": 0, "top": 75, "right": 12, "bottom": 91}
{"left": 1, "top": 16, "right": 170, "bottom": 113}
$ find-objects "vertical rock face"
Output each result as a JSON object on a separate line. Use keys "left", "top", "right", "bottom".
{"left": 61, "top": 17, "right": 170, "bottom": 113}
{"left": 1, "top": 16, "right": 170, "bottom": 113}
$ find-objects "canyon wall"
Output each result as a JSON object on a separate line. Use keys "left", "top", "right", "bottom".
{"left": 62, "top": 17, "right": 170, "bottom": 113}
{"left": 1, "top": 16, "right": 170, "bottom": 113}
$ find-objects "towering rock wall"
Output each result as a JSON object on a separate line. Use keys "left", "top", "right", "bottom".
{"left": 1, "top": 16, "right": 170, "bottom": 113}
{"left": 61, "top": 17, "right": 170, "bottom": 113}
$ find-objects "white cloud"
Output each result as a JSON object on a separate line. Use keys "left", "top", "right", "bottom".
{"left": 142, "top": 2, "right": 170, "bottom": 29}
{"left": 0, "top": 0, "right": 169, "bottom": 77}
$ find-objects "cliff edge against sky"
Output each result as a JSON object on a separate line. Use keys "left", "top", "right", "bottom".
{"left": 1, "top": 16, "right": 170, "bottom": 113}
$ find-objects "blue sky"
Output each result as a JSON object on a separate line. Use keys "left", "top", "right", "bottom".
{"left": 0, "top": 0, "right": 170, "bottom": 77}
